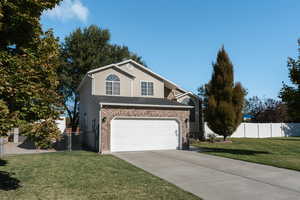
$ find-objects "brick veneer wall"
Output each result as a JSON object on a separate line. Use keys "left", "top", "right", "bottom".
{"left": 100, "top": 106, "right": 190, "bottom": 153}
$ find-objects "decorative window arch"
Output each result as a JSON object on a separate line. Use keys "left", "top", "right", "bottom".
{"left": 106, "top": 74, "right": 120, "bottom": 95}
{"left": 181, "top": 97, "right": 196, "bottom": 122}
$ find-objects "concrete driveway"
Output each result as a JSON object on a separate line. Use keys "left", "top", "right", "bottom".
{"left": 114, "top": 150, "right": 300, "bottom": 200}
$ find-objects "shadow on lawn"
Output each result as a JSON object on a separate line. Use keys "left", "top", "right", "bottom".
{"left": 0, "top": 159, "right": 21, "bottom": 191}
{"left": 269, "top": 138, "right": 300, "bottom": 142}
{"left": 201, "top": 148, "right": 270, "bottom": 155}
{"left": 0, "top": 159, "right": 7, "bottom": 166}
{"left": 17, "top": 140, "right": 36, "bottom": 149}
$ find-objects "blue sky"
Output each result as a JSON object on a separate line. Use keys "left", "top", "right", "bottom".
{"left": 41, "top": 0, "right": 300, "bottom": 99}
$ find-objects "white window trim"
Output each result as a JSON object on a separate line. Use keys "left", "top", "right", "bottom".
{"left": 105, "top": 75, "right": 120, "bottom": 96}
{"left": 140, "top": 80, "right": 154, "bottom": 96}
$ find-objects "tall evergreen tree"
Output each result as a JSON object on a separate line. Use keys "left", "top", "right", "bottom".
{"left": 280, "top": 39, "right": 300, "bottom": 122}
{"left": 203, "top": 47, "right": 245, "bottom": 140}
{"left": 59, "top": 25, "right": 144, "bottom": 130}
{"left": 0, "top": 0, "right": 63, "bottom": 137}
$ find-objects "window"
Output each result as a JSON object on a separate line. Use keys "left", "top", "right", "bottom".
{"left": 141, "top": 81, "right": 154, "bottom": 96}
{"left": 106, "top": 74, "right": 120, "bottom": 95}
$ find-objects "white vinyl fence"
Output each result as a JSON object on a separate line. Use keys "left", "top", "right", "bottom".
{"left": 204, "top": 123, "right": 300, "bottom": 138}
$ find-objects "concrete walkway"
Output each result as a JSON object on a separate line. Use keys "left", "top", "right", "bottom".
{"left": 3, "top": 143, "right": 56, "bottom": 155}
{"left": 114, "top": 150, "right": 300, "bottom": 200}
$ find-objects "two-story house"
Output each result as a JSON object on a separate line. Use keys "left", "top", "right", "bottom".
{"left": 78, "top": 59, "right": 201, "bottom": 153}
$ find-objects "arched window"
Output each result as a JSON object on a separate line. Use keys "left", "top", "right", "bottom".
{"left": 106, "top": 74, "right": 120, "bottom": 95}
{"left": 181, "top": 97, "right": 195, "bottom": 122}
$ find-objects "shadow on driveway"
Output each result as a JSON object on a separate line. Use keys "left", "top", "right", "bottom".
{"left": 200, "top": 147, "right": 270, "bottom": 155}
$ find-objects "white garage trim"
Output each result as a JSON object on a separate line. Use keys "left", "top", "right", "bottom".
{"left": 100, "top": 102, "right": 193, "bottom": 109}
{"left": 110, "top": 116, "right": 182, "bottom": 152}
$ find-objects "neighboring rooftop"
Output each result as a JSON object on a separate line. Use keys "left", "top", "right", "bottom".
{"left": 93, "top": 95, "right": 193, "bottom": 108}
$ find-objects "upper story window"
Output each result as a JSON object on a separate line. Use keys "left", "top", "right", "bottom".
{"left": 141, "top": 81, "right": 154, "bottom": 96}
{"left": 106, "top": 74, "right": 120, "bottom": 95}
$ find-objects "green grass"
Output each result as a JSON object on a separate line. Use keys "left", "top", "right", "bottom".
{"left": 0, "top": 151, "right": 200, "bottom": 200}
{"left": 192, "top": 137, "right": 300, "bottom": 171}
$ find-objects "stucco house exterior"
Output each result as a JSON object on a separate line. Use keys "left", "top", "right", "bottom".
{"left": 78, "top": 59, "right": 202, "bottom": 153}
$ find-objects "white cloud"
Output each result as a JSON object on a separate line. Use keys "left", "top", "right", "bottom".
{"left": 44, "top": 0, "right": 89, "bottom": 23}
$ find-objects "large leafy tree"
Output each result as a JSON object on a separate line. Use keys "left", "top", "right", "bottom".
{"left": 203, "top": 47, "right": 245, "bottom": 140}
{"left": 244, "top": 96, "right": 289, "bottom": 122}
{"left": 0, "top": 0, "right": 63, "bottom": 137}
{"left": 59, "top": 25, "right": 144, "bottom": 130}
{"left": 280, "top": 39, "right": 300, "bottom": 122}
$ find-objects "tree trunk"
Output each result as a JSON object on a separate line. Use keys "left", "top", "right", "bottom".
{"left": 65, "top": 96, "right": 79, "bottom": 133}
{"left": 223, "top": 135, "right": 227, "bottom": 141}
{"left": 71, "top": 125, "right": 77, "bottom": 133}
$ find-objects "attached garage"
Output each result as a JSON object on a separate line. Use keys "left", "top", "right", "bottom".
{"left": 111, "top": 118, "right": 180, "bottom": 152}
{"left": 95, "top": 95, "right": 192, "bottom": 153}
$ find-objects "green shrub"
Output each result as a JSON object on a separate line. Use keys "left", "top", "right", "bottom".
{"left": 207, "top": 133, "right": 216, "bottom": 143}
{"left": 21, "top": 119, "right": 61, "bottom": 149}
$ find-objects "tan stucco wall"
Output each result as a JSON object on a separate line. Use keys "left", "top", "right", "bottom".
{"left": 79, "top": 77, "right": 100, "bottom": 149}
{"left": 118, "top": 63, "right": 165, "bottom": 98}
{"left": 93, "top": 68, "right": 132, "bottom": 96}
{"left": 100, "top": 106, "right": 190, "bottom": 153}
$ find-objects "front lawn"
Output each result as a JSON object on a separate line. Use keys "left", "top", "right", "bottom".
{"left": 0, "top": 151, "right": 200, "bottom": 200}
{"left": 192, "top": 137, "right": 300, "bottom": 171}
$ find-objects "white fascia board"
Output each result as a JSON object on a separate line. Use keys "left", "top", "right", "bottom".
{"left": 87, "top": 64, "right": 135, "bottom": 78}
{"left": 175, "top": 92, "right": 192, "bottom": 99}
{"left": 99, "top": 102, "right": 193, "bottom": 109}
{"left": 88, "top": 64, "right": 115, "bottom": 73}
{"left": 175, "top": 92, "right": 201, "bottom": 100}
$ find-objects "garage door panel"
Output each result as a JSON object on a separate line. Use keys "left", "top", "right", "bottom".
{"left": 111, "top": 118, "right": 179, "bottom": 152}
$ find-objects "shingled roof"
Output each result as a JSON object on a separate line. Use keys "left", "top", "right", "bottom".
{"left": 93, "top": 95, "right": 193, "bottom": 109}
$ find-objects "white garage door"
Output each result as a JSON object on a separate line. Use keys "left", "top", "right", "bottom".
{"left": 111, "top": 118, "right": 180, "bottom": 152}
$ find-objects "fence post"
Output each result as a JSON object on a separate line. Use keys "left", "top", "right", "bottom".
{"left": 257, "top": 124, "right": 260, "bottom": 138}
{"left": 13, "top": 128, "right": 19, "bottom": 144}
{"left": 0, "top": 137, "right": 4, "bottom": 157}
{"left": 244, "top": 123, "right": 246, "bottom": 138}
{"left": 270, "top": 123, "right": 272, "bottom": 138}
{"left": 204, "top": 122, "right": 206, "bottom": 139}
{"left": 68, "top": 130, "right": 72, "bottom": 152}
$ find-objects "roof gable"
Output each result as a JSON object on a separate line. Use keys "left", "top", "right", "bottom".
{"left": 78, "top": 59, "right": 192, "bottom": 95}
{"left": 117, "top": 62, "right": 164, "bottom": 83}
{"left": 116, "top": 60, "right": 188, "bottom": 93}
{"left": 77, "top": 64, "right": 135, "bottom": 91}
{"left": 88, "top": 64, "right": 135, "bottom": 78}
